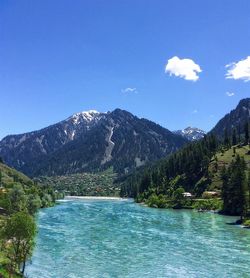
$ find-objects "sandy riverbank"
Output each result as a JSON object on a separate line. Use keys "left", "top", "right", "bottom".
{"left": 64, "top": 196, "right": 131, "bottom": 201}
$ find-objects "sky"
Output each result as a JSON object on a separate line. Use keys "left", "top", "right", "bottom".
{"left": 0, "top": 0, "right": 250, "bottom": 139}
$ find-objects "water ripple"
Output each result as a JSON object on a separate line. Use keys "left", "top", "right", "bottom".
{"left": 26, "top": 200, "right": 250, "bottom": 278}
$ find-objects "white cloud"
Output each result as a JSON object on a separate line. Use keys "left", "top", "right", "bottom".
{"left": 121, "top": 87, "right": 138, "bottom": 94}
{"left": 192, "top": 109, "right": 198, "bottom": 114}
{"left": 165, "top": 56, "right": 202, "bottom": 81}
{"left": 226, "top": 91, "right": 235, "bottom": 97}
{"left": 225, "top": 56, "right": 250, "bottom": 81}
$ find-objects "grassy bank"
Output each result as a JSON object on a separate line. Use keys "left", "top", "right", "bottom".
{"left": 139, "top": 193, "right": 223, "bottom": 211}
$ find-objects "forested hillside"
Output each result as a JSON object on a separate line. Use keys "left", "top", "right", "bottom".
{"left": 120, "top": 133, "right": 218, "bottom": 198}
{"left": 120, "top": 98, "right": 250, "bottom": 220}
{"left": 0, "top": 159, "right": 60, "bottom": 277}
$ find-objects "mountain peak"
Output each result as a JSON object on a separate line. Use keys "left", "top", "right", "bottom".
{"left": 108, "top": 109, "right": 136, "bottom": 122}
{"left": 111, "top": 108, "right": 133, "bottom": 115}
{"left": 69, "top": 110, "right": 101, "bottom": 124}
{"left": 75, "top": 109, "right": 100, "bottom": 117}
{"left": 174, "top": 127, "right": 206, "bottom": 141}
{"left": 238, "top": 98, "right": 250, "bottom": 106}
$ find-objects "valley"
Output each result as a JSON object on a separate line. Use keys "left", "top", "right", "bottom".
{"left": 0, "top": 98, "right": 250, "bottom": 278}
{"left": 1, "top": 2, "right": 250, "bottom": 277}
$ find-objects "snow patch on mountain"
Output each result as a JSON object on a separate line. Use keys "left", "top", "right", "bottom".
{"left": 70, "top": 110, "right": 101, "bottom": 124}
{"left": 173, "top": 127, "right": 206, "bottom": 141}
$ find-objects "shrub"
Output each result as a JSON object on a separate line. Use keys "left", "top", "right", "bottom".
{"left": 146, "top": 194, "right": 167, "bottom": 208}
{"left": 193, "top": 199, "right": 222, "bottom": 211}
{"left": 243, "top": 219, "right": 250, "bottom": 228}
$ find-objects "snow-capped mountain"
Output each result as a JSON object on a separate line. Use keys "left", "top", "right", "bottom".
{"left": 70, "top": 110, "right": 102, "bottom": 126}
{"left": 173, "top": 127, "right": 206, "bottom": 141}
{"left": 0, "top": 110, "right": 105, "bottom": 172}
{"left": 0, "top": 109, "right": 187, "bottom": 177}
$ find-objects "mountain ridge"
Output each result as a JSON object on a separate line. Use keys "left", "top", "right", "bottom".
{"left": 210, "top": 98, "right": 250, "bottom": 138}
{"left": 0, "top": 108, "right": 187, "bottom": 177}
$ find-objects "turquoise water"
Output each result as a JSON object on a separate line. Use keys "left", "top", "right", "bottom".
{"left": 26, "top": 199, "right": 250, "bottom": 278}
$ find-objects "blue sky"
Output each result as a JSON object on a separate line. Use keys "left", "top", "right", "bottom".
{"left": 0, "top": 0, "right": 250, "bottom": 139}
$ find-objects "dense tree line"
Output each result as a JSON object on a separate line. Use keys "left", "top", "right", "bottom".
{"left": 221, "top": 155, "right": 249, "bottom": 219}
{"left": 120, "top": 120, "right": 250, "bottom": 219}
{"left": 223, "top": 121, "right": 250, "bottom": 148}
{"left": 120, "top": 133, "right": 218, "bottom": 198}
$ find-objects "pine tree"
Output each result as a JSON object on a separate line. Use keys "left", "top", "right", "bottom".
{"left": 139, "top": 172, "right": 152, "bottom": 194}
{"left": 0, "top": 170, "right": 2, "bottom": 186}
{"left": 224, "top": 128, "right": 230, "bottom": 148}
{"left": 238, "top": 124, "right": 241, "bottom": 143}
{"left": 232, "top": 128, "right": 237, "bottom": 145}
{"left": 221, "top": 156, "right": 247, "bottom": 219}
{"left": 238, "top": 157, "right": 248, "bottom": 220}
{"left": 221, "top": 165, "right": 230, "bottom": 213}
{"left": 244, "top": 122, "right": 249, "bottom": 145}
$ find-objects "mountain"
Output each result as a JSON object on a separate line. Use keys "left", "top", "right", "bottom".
{"left": 120, "top": 98, "right": 250, "bottom": 216}
{"left": 0, "top": 110, "right": 104, "bottom": 174}
{"left": 173, "top": 127, "right": 206, "bottom": 141}
{"left": 210, "top": 98, "right": 250, "bottom": 138}
{"left": 0, "top": 109, "right": 187, "bottom": 177}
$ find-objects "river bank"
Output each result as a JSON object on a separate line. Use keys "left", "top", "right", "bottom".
{"left": 64, "top": 196, "right": 130, "bottom": 201}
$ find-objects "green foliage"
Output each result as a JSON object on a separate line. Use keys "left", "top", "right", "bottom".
{"left": 121, "top": 126, "right": 250, "bottom": 218}
{"left": 0, "top": 266, "right": 22, "bottom": 278}
{"left": 0, "top": 161, "right": 58, "bottom": 277}
{"left": 193, "top": 199, "right": 222, "bottom": 211}
{"left": 194, "top": 177, "right": 210, "bottom": 197}
{"left": 221, "top": 155, "right": 248, "bottom": 217}
{"left": 244, "top": 121, "right": 249, "bottom": 144}
{"left": 224, "top": 128, "right": 231, "bottom": 148}
{"left": 232, "top": 129, "right": 237, "bottom": 146}
{"left": 172, "top": 187, "right": 185, "bottom": 208}
{"left": 7, "top": 184, "right": 28, "bottom": 214}
{"left": 41, "top": 193, "right": 53, "bottom": 208}
{"left": 146, "top": 194, "right": 168, "bottom": 208}
{"left": 243, "top": 219, "right": 250, "bottom": 228}
{"left": 121, "top": 134, "right": 218, "bottom": 198}
{"left": 27, "top": 194, "right": 42, "bottom": 215}
{"left": 1, "top": 212, "right": 36, "bottom": 275}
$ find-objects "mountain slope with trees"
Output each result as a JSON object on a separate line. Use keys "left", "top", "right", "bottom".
{"left": 210, "top": 98, "right": 250, "bottom": 139}
{"left": 0, "top": 159, "right": 59, "bottom": 277}
{"left": 120, "top": 98, "right": 250, "bottom": 220}
{"left": 0, "top": 109, "right": 187, "bottom": 177}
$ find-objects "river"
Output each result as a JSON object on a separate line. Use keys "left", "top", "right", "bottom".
{"left": 26, "top": 198, "right": 250, "bottom": 278}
